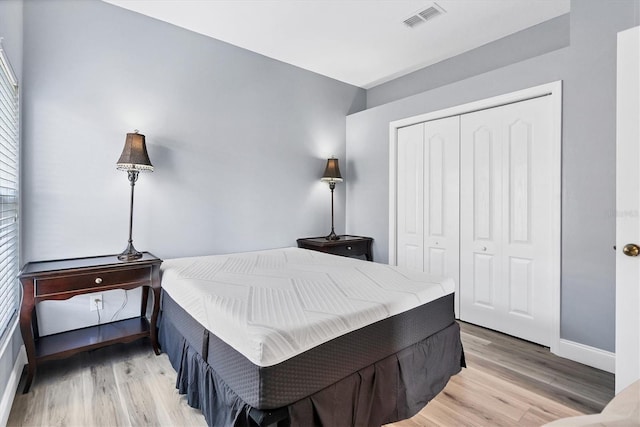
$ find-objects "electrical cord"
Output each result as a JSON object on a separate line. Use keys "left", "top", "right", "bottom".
{"left": 95, "top": 298, "right": 101, "bottom": 324}
{"left": 111, "top": 289, "right": 128, "bottom": 321}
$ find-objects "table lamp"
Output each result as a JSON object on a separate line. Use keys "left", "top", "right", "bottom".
{"left": 320, "top": 157, "right": 343, "bottom": 240}
{"left": 116, "top": 130, "right": 153, "bottom": 261}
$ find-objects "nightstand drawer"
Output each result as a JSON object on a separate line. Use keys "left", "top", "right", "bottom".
{"left": 328, "top": 241, "right": 368, "bottom": 257}
{"left": 34, "top": 266, "right": 152, "bottom": 297}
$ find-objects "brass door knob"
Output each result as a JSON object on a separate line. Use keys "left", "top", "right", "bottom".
{"left": 623, "top": 244, "right": 640, "bottom": 257}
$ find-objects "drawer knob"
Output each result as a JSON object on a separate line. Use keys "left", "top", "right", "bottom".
{"left": 347, "top": 246, "right": 352, "bottom": 250}
{"left": 95, "top": 277, "right": 103, "bottom": 284}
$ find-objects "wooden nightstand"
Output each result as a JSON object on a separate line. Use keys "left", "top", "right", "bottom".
{"left": 18, "top": 252, "right": 162, "bottom": 393}
{"left": 297, "top": 235, "right": 374, "bottom": 261}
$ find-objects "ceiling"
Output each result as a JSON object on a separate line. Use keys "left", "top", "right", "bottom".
{"left": 103, "top": 0, "right": 570, "bottom": 89}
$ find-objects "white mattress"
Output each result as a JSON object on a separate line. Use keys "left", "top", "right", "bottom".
{"left": 160, "top": 247, "right": 454, "bottom": 367}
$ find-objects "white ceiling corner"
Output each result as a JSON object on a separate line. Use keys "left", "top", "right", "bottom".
{"left": 102, "top": 0, "right": 570, "bottom": 89}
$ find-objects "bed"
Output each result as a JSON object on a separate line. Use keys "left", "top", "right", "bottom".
{"left": 158, "top": 247, "right": 465, "bottom": 426}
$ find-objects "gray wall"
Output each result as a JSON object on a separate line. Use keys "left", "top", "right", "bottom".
{"left": 561, "top": 0, "right": 638, "bottom": 351}
{"left": 22, "top": 0, "right": 364, "bottom": 335}
{"left": 346, "top": 0, "right": 639, "bottom": 352}
{"left": 0, "top": 0, "right": 23, "bottom": 418}
{"left": 366, "top": 13, "right": 571, "bottom": 109}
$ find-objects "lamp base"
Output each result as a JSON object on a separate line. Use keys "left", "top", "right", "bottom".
{"left": 118, "top": 241, "right": 143, "bottom": 261}
{"left": 325, "top": 230, "right": 341, "bottom": 241}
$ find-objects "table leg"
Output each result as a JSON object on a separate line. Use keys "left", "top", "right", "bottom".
{"left": 149, "top": 285, "right": 161, "bottom": 355}
{"left": 19, "top": 281, "right": 36, "bottom": 393}
{"left": 149, "top": 263, "right": 162, "bottom": 355}
{"left": 140, "top": 287, "right": 149, "bottom": 317}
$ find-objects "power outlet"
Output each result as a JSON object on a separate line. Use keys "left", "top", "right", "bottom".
{"left": 90, "top": 294, "right": 103, "bottom": 311}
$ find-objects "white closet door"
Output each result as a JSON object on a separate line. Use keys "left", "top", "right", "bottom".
{"left": 397, "top": 123, "right": 424, "bottom": 271}
{"left": 397, "top": 117, "right": 460, "bottom": 291}
{"left": 423, "top": 117, "right": 460, "bottom": 313}
{"left": 460, "top": 96, "right": 554, "bottom": 346}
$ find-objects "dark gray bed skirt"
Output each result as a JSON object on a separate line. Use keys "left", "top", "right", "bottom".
{"left": 159, "top": 302, "right": 465, "bottom": 426}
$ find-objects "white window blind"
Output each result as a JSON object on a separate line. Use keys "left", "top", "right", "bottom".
{"left": 0, "top": 45, "right": 19, "bottom": 343}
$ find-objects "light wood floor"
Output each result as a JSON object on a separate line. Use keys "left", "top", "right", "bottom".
{"left": 8, "top": 322, "right": 614, "bottom": 426}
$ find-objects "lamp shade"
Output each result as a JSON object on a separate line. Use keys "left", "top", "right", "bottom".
{"left": 320, "top": 158, "right": 343, "bottom": 182}
{"left": 116, "top": 131, "right": 154, "bottom": 172}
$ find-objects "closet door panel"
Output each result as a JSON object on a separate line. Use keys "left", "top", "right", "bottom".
{"left": 428, "top": 135, "right": 444, "bottom": 236}
{"left": 473, "top": 254, "right": 495, "bottom": 308}
{"left": 424, "top": 116, "right": 460, "bottom": 309}
{"left": 461, "top": 110, "right": 502, "bottom": 321}
{"left": 472, "top": 127, "right": 495, "bottom": 243}
{"left": 508, "top": 120, "right": 532, "bottom": 244}
{"left": 460, "top": 96, "right": 554, "bottom": 346}
{"left": 504, "top": 96, "right": 554, "bottom": 345}
{"left": 396, "top": 123, "right": 424, "bottom": 271}
{"left": 428, "top": 248, "right": 446, "bottom": 277}
{"left": 508, "top": 256, "right": 533, "bottom": 317}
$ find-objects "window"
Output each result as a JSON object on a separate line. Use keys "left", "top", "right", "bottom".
{"left": 0, "top": 45, "right": 19, "bottom": 343}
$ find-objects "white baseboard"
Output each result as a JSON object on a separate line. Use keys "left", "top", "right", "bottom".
{"left": 0, "top": 343, "right": 26, "bottom": 427}
{"left": 555, "top": 339, "right": 615, "bottom": 373}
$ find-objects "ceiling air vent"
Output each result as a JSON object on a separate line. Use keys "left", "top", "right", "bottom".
{"left": 403, "top": 15, "right": 425, "bottom": 28}
{"left": 403, "top": 3, "right": 446, "bottom": 28}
